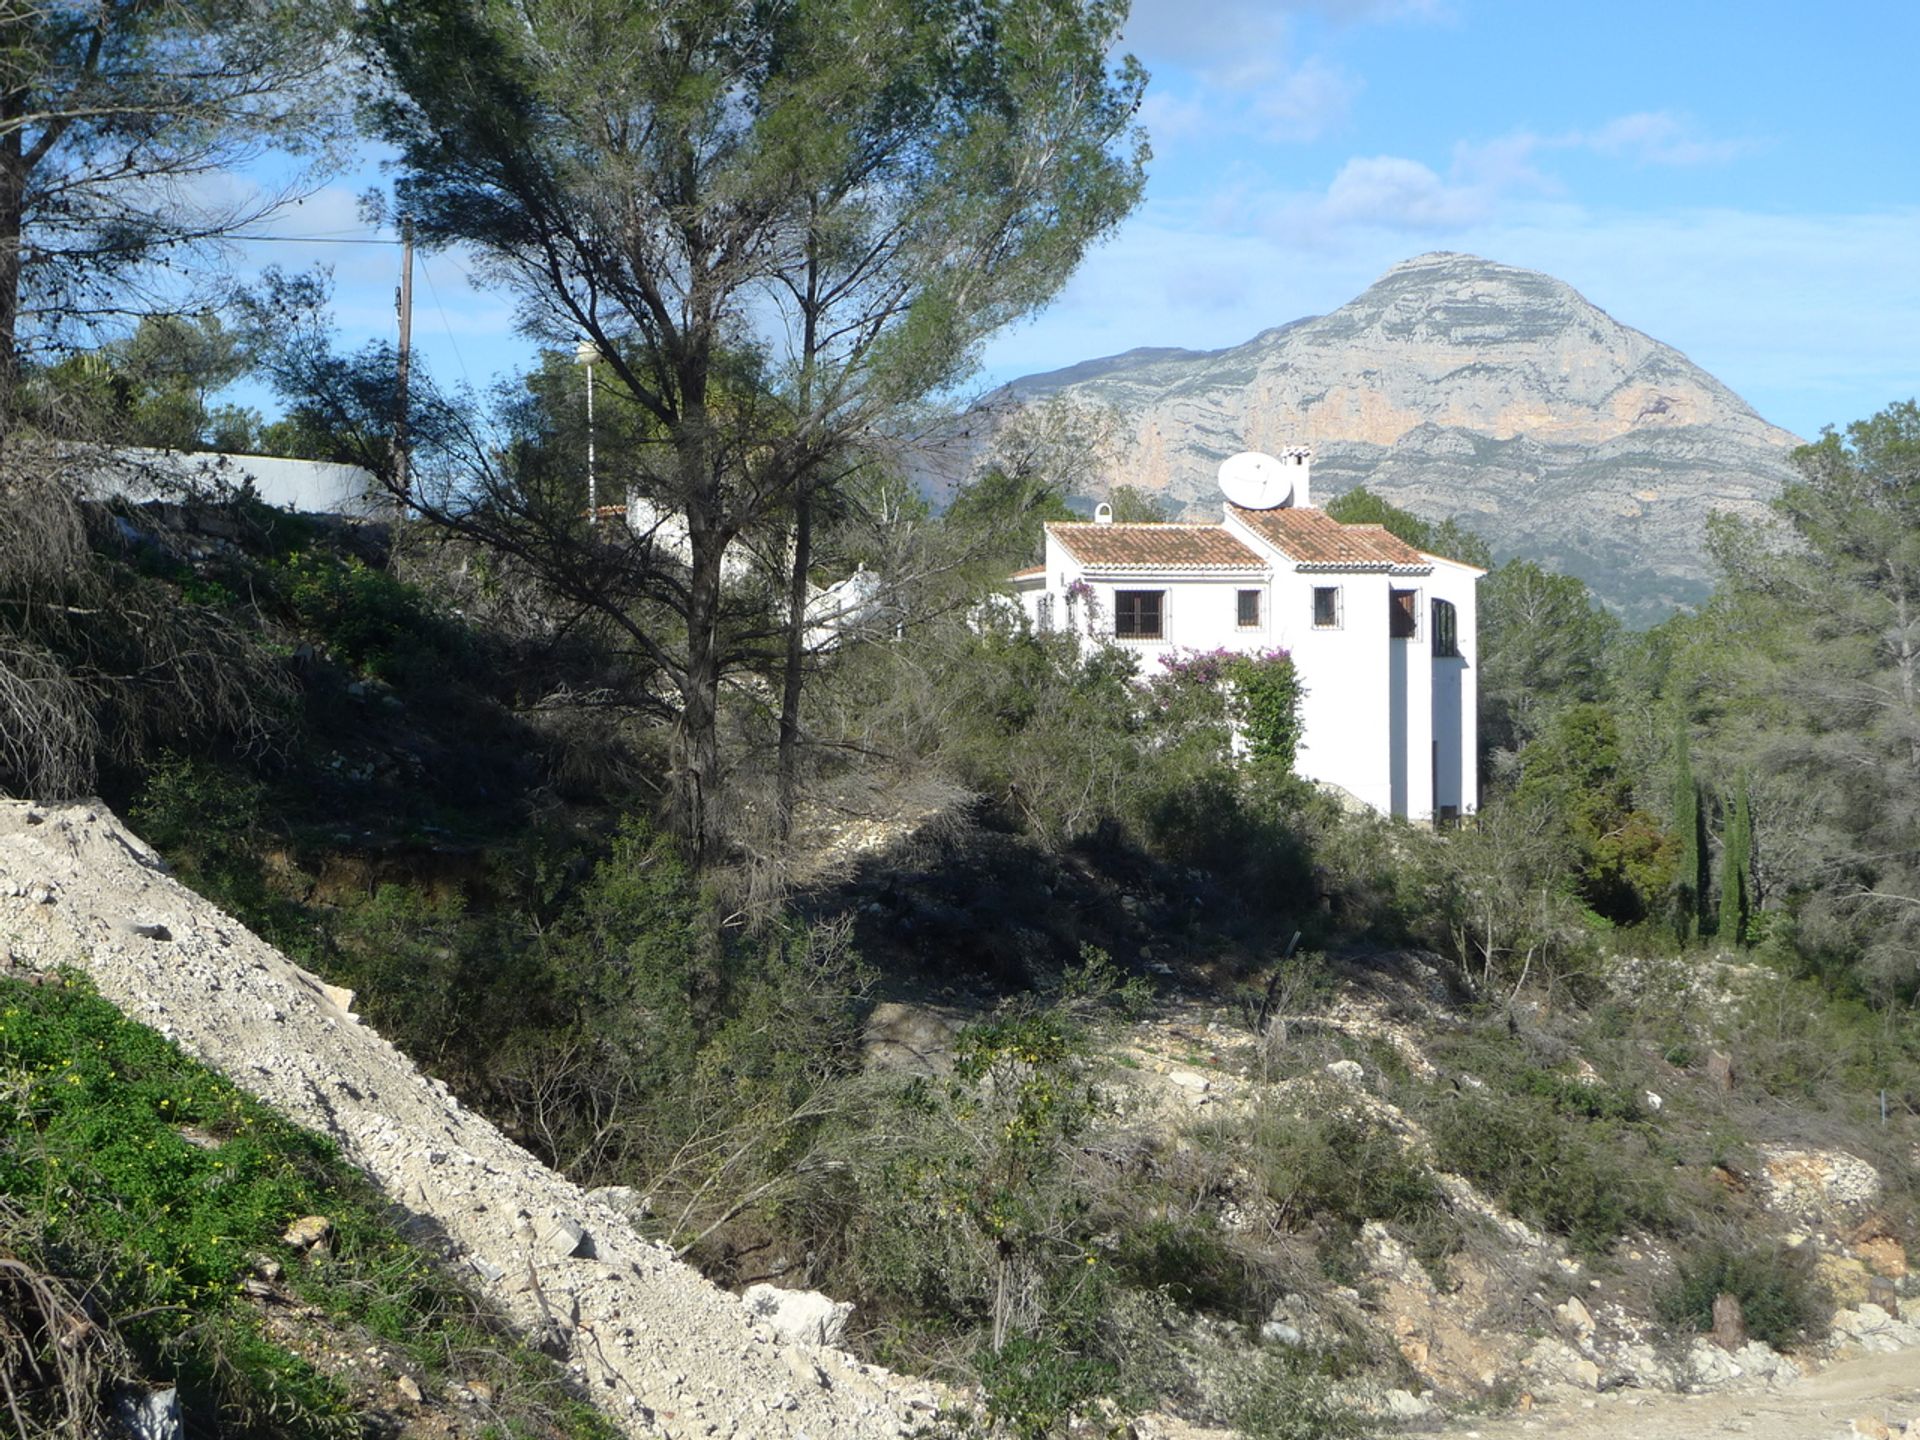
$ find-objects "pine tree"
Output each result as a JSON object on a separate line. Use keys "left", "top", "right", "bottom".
{"left": 1672, "top": 714, "right": 1700, "bottom": 945}
{"left": 1718, "top": 773, "right": 1753, "bottom": 947}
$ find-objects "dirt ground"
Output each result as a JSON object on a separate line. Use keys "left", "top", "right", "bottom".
{"left": 1442, "top": 1345, "right": 1920, "bottom": 1440}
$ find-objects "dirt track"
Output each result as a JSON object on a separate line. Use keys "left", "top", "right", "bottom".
{"left": 1446, "top": 1345, "right": 1920, "bottom": 1440}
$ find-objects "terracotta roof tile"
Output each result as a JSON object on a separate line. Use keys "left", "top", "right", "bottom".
{"left": 1046, "top": 522, "right": 1265, "bottom": 571}
{"left": 1228, "top": 506, "right": 1432, "bottom": 571}
{"left": 1009, "top": 565, "right": 1045, "bottom": 581}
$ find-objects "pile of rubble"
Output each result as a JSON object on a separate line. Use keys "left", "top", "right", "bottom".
{"left": 0, "top": 801, "right": 940, "bottom": 1440}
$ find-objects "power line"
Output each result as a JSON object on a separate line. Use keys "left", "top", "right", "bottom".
{"left": 416, "top": 253, "right": 474, "bottom": 387}
{"left": 226, "top": 232, "right": 403, "bottom": 246}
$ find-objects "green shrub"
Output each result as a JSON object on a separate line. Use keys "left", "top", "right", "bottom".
{"left": 1112, "top": 1218, "right": 1271, "bottom": 1323}
{"left": 270, "top": 549, "right": 460, "bottom": 681}
{"left": 1243, "top": 1103, "right": 1454, "bottom": 1273}
{"left": 1656, "top": 1241, "right": 1827, "bottom": 1349}
{"left": 1425, "top": 1092, "right": 1673, "bottom": 1255}
{"left": 1229, "top": 1351, "right": 1368, "bottom": 1440}
{"left": 0, "top": 973, "right": 615, "bottom": 1439}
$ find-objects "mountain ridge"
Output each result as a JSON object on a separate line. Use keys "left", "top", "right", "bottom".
{"left": 992, "top": 252, "right": 1802, "bottom": 623}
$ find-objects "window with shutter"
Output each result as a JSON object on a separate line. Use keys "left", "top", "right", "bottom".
{"left": 1114, "top": 590, "right": 1164, "bottom": 639}
{"left": 1390, "top": 588, "right": 1418, "bottom": 639}
{"left": 1431, "top": 598, "right": 1458, "bottom": 656}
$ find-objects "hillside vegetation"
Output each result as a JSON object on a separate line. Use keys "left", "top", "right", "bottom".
{"left": 0, "top": 2, "right": 1912, "bottom": 1432}
{"left": 2, "top": 402, "right": 1916, "bottom": 1436}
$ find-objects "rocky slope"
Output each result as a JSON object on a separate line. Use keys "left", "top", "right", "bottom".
{"left": 0, "top": 799, "right": 941, "bottom": 1440}
{"left": 993, "top": 253, "right": 1803, "bottom": 623}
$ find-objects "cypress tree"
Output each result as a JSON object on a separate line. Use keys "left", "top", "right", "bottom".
{"left": 1672, "top": 715, "right": 1699, "bottom": 945}
{"left": 1718, "top": 774, "right": 1753, "bottom": 947}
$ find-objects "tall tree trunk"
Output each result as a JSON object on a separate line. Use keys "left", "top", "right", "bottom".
{"left": 677, "top": 399, "right": 724, "bottom": 867}
{"left": 775, "top": 481, "right": 811, "bottom": 844}
{"left": 776, "top": 217, "right": 821, "bottom": 849}
{"left": 0, "top": 129, "right": 26, "bottom": 419}
{"left": 679, "top": 524, "right": 723, "bottom": 868}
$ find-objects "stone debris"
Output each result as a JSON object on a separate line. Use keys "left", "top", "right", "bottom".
{"left": 282, "top": 1215, "right": 334, "bottom": 1252}
{"left": 1759, "top": 1147, "right": 1883, "bottom": 1220}
{"left": 0, "top": 799, "right": 942, "bottom": 1439}
{"left": 1833, "top": 1304, "right": 1920, "bottom": 1354}
{"left": 1555, "top": 1296, "right": 1596, "bottom": 1342}
{"left": 745, "top": 1285, "right": 856, "bottom": 1348}
{"left": 116, "top": 1385, "right": 181, "bottom": 1440}
{"left": 1324, "top": 1058, "right": 1365, "bottom": 1085}
{"left": 588, "top": 1185, "right": 653, "bottom": 1226}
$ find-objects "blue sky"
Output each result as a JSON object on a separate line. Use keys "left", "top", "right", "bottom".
{"left": 236, "top": 0, "right": 1920, "bottom": 442}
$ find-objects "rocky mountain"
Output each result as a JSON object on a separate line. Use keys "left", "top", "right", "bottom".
{"left": 994, "top": 252, "right": 1804, "bottom": 624}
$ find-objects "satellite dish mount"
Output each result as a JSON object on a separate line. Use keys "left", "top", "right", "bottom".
{"left": 1218, "top": 451, "right": 1293, "bottom": 511}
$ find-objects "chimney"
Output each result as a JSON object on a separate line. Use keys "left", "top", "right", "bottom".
{"left": 1282, "top": 446, "right": 1312, "bottom": 508}
{"left": 1094, "top": 501, "right": 1114, "bottom": 525}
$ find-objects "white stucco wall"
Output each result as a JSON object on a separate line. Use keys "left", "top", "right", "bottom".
{"left": 1269, "top": 570, "right": 1395, "bottom": 815}
{"left": 87, "top": 449, "right": 383, "bottom": 515}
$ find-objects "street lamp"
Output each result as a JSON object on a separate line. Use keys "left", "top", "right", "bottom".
{"left": 575, "top": 339, "right": 600, "bottom": 525}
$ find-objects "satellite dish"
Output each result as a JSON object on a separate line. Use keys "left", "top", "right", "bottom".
{"left": 1218, "top": 451, "right": 1292, "bottom": 510}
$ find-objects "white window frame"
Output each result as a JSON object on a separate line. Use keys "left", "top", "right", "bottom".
{"left": 1312, "top": 585, "right": 1342, "bottom": 630}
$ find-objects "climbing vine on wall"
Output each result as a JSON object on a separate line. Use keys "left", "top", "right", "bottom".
{"left": 1224, "top": 650, "right": 1305, "bottom": 772}
{"left": 1156, "top": 648, "right": 1305, "bottom": 775}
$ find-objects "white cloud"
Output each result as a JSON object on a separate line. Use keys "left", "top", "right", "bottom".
{"left": 1140, "top": 53, "right": 1364, "bottom": 153}
{"left": 1118, "top": 0, "right": 1291, "bottom": 70}
{"left": 1580, "top": 111, "right": 1752, "bottom": 167}
{"left": 1318, "top": 155, "right": 1489, "bottom": 228}
{"left": 1251, "top": 57, "right": 1365, "bottom": 142}
{"left": 1137, "top": 89, "right": 1216, "bottom": 144}
{"left": 1229, "top": 110, "right": 1748, "bottom": 236}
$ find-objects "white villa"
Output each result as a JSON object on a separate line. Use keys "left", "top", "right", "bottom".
{"left": 1009, "top": 450, "right": 1482, "bottom": 822}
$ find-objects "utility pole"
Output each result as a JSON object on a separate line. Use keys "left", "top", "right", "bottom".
{"left": 394, "top": 218, "right": 414, "bottom": 514}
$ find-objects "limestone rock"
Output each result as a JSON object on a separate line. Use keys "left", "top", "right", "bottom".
{"left": 116, "top": 1386, "right": 181, "bottom": 1440}
{"left": 587, "top": 1184, "right": 654, "bottom": 1225}
{"left": 744, "top": 1284, "right": 854, "bottom": 1348}
{"left": 544, "top": 1218, "right": 592, "bottom": 1259}
{"left": 1831, "top": 1303, "right": 1920, "bottom": 1353}
{"left": 1758, "top": 1147, "right": 1882, "bottom": 1221}
{"left": 1324, "top": 1059, "right": 1365, "bottom": 1085}
{"left": 1819, "top": 1254, "right": 1875, "bottom": 1309}
{"left": 1554, "top": 1296, "right": 1595, "bottom": 1342}
{"left": 282, "top": 1215, "right": 333, "bottom": 1252}
{"left": 1382, "top": 1389, "right": 1434, "bottom": 1420}
{"left": 1709, "top": 1291, "right": 1747, "bottom": 1351}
